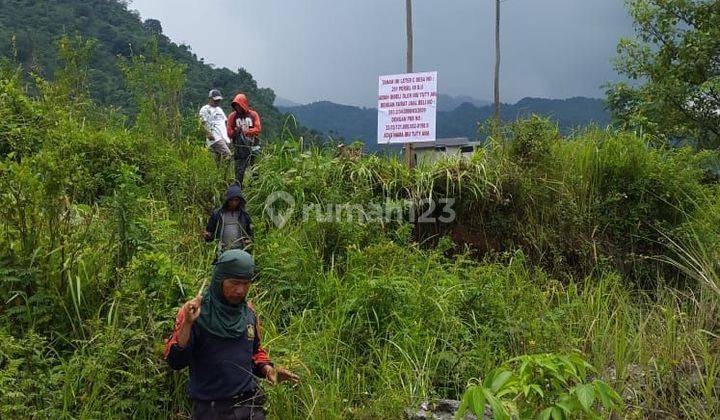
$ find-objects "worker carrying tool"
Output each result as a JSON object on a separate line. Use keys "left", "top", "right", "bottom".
{"left": 164, "top": 250, "right": 299, "bottom": 420}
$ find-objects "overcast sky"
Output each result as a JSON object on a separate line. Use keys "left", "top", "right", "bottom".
{"left": 129, "top": 0, "right": 635, "bottom": 107}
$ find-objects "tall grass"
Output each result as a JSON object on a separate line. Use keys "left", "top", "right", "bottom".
{"left": 1, "top": 63, "right": 719, "bottom": 418}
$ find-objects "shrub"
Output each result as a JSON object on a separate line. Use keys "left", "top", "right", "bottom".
{"left": 457, "top": 352, "right": 623, "bottom": 419}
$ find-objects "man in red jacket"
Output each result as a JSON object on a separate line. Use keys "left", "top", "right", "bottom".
{"left": 227, "top": 94, "right": 262, "bottom": 187}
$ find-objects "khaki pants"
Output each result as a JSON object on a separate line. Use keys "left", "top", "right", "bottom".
{"left": 210, "top": 140, "right": 232, "bottom": 158}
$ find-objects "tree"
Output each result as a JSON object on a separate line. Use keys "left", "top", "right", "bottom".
{"left": 0, "top": 0, "right": 285, "bottom": 133}
{"left": 119, "top": 38, "right": 186, "bottom": 141}
{"left": 55, "top": 34, "right": 95, "bottom": 106}
{"left": 142, "top": 19, "right": 163, "bottom": 36}
{"left": 606, "top": 0, "right": 720, "bottom": 149}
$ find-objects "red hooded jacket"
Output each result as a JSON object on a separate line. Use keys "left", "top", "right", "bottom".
{"left": 227, "top": 94, "right": 262, "bottom": 139}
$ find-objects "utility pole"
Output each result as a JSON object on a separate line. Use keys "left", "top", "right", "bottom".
{"left": 406, "top": 0, "right": 413, "bottom": 74}
{"left": 405, "top": 0, "right": 414, "bottom": 168}
{"left": 494, "top": 0, "right": 501, "bottom": 128}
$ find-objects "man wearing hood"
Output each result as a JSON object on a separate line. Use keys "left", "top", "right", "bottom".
{"left": 203, "top": 185, "right": 253, "bottom": 253}
{"left": 164, "top": 250, "right": 299, "bottom": 419}
{"left": 227, "top": 93, "right": 262, "bottom": 186}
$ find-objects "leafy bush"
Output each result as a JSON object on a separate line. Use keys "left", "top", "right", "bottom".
{"left": 1, "top": 41, "right": 719, "bottom": 419}
{"left": 0, "top": 64, "right": 49, "bottom": 159}
{"left": 508, "top": 115, "right": 558, "bottom": 167}
{"left": 457, "top": 352, "right": 623, "bottom": 419}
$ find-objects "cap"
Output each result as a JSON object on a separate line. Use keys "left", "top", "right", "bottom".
{"left": 208, "top": 89, "right": 223, "bottom": 100}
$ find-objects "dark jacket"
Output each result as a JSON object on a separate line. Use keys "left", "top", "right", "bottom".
{"left": 164, "top": 302, "right": 272, "bottom": 401}
{"left": 205, "top": 186, "right": 253, "bottom": 243}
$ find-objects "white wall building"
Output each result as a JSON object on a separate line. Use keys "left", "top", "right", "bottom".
{"left": 412, "top": 137, "right": 481, "bottom": 165}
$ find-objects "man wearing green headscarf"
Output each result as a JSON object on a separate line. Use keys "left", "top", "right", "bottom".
{"left": 164, "top": 249, "right": 299, "bottom": 420}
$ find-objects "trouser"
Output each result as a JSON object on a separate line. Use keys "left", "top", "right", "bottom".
{"left": 234, "top": 143, "right": 252, "bottom": 187}
{"left": 210, "top": 140, "right": 232, "bottom": 160}
{"left": 210, "top": 142, "right": 232, "bottom": 180}
{"left": 192, "top": 390, "right": 266, "bottom": 420}
{"left": 235, "top": 155, "right": 251, "bottom": 186}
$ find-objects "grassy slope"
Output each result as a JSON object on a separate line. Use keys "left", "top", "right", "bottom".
{"left": 1, "top": 66, "right": 719, "bottom": 419}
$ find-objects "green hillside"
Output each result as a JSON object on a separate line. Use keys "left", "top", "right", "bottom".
{"left": 1, "top": 0, "right": 719, "bottom": 418}
{"left": 1, "top": 50, "right": 720, "bottom": 417}
{"left": 0, "top": 0, "right": 282, "bottom": 130}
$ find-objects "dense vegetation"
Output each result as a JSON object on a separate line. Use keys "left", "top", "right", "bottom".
{"left": 1, "top": 0, "right": 719, "bottom": 418}
{"left": 1, "top": 34, "right": 720, "bottom": 418}
{"left": 606, "top": 0, "right": 720, "bottom": 149}
{"left": 0, "top": 0, "right": 283, "bottom": 131}
{"left": 279, "top": 97, "right": 610, "bottom": 152}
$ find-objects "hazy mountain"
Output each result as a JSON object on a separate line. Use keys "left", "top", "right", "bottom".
{"left": 275, "top": 93, "right": 487, "bottom": 113}
{"left": 274, "top": 96, "right": 303, "bottom": 107}
{"left": 437, "top": 94, "right": 491, "bottom": 112}
{"left": 279, "top": 97, "right": 610, "bottom": 151}
{"left": 279, "top": 101, "right": 377, "bottom": 143}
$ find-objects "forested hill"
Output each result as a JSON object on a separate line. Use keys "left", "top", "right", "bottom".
{"left": 0, "top": 0, "right": 282, "bottom": 130}
{"left": 279, "top": 96, "right": 611, "bottom": 150}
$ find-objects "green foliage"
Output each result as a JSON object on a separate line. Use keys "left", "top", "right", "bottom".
{"left": 55, "top": 34, "right": 95, "bottom": 106}
{"left": 607, "top": 0, "right": 720, "bottom": 149}
{"left": 457, "top": 352, "right": 623, "bottom": 419}
{"left": 0, "top": 0, "right": 284, "bottom": 132}
{"left": 119, "top": 38, "right": 185, "bottom": 141}
{"left": 0, "top": 62, "right": 47, "bottom": 159}
{"left": 250, "top": 120, "right": 715, "bottom": 286}
{"left": 1, "top": 43, "right": 719, "bottom": 418}
{"left": 660, "top": 189, "right": 720, "bottom": 298}
{"left": 508, "top": 115, "right": 558, "bottom": 166}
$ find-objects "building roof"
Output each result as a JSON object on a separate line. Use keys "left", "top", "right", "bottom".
{"left": 413, "top": 137, "right": 471, "bottom": 150}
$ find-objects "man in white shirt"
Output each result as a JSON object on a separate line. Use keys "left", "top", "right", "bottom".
{"left": 199, "top": 89, "right": 232, "bottom": 162}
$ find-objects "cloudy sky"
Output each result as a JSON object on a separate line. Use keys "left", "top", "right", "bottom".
{"left": 129, "top": 0, "right": 635, "bottom": 107}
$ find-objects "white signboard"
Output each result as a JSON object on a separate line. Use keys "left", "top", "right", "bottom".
{"left": 377, "top": 71, "right": 437, "bottom": 144}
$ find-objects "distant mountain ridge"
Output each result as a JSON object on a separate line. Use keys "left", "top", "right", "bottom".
{"left": 279, "top": 96, "right": 610, "bottom": 150}
{"left": 437, "top": 94, "right": 491, "bottom": 112}
{"left": 274, "top": 96, "right": 303, "bottom": 107}
{"left": 279, "top": 101, "right": 377, "bottom": 142}
{"left": 275, "top": 94, "right": 490, "bottom": 112}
